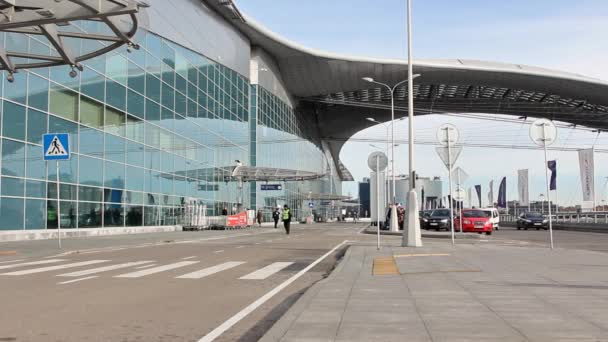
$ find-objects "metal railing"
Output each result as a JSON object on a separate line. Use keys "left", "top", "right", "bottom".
{"left": 500, "top": 212, "right": 608, "bottom": 225}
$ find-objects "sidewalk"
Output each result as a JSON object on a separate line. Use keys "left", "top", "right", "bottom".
{"left": 262, "top": 240, "right": 608, "bottom": 341}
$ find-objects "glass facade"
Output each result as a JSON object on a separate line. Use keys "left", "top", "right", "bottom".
{"left": 0, "top": 26, "right": 251, "bottom": 230}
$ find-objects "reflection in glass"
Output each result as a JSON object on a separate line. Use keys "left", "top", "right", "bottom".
{"left": 78, "top": 202, "right": 102, "bottom": 228}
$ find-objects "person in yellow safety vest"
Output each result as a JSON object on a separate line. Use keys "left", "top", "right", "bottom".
{"left": 282, "top": 204, "right": 292, "bottom": 235}
{"left": 47, "top": 204, "right": 58, "bottom": 229}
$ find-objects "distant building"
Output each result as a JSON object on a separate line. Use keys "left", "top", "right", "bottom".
{"left": 358, "top": 178, "right": 370, "bottom": 217}
{"left": 393, "top": 175, "right": 443, "bottom": 210}
{"left": 505, "top": 201, "right": 557, "bottom": 215}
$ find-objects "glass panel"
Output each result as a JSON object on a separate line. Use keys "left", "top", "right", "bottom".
{"left": 105, "top": 107, "right": 125, "bottom": 136}
{"left": 125, "top": 205, "right": 143, "bottom": 226}
{"left": 1, "top": 176, "right": 24, "bottom": 196}
{"left": 26, "top": 179, "right": 46, "bottom": 198}
{"left": 126, "top": 115, "right": 144, "bottom": 143}
{"left": 78, "top": 155, "right": 103, "bottom": 186}
{"left": 81, "top": 68, "right": 105, "bottom": 102}
{"left": 145, "top": 146, "right": 160, "bottom": 171}
{"left": 49, "top": 114, "right": 79, "bottom": 153}
{"left": 104, "top": 160, "right": 125, "bottom": 188}
{"left": 60, "top": 201, "right": 77, "bottom": 228}
{"left": 145, "top": 74, "right": 161, "bottom": 102}
{"left": 49, "top": 86, "right": 78, "bottom": 121}
{"left": 78, "top": 201, "right": 102, "bottom": 228}
{"left": 161, "top": 83, "right": 174, "bottom": 110}
{"left": 127, "top": 89, "right": 145, "bottom": 119}
{"left": 126, "top": 165, "right": 144, "bottom": 192}
{"left": 103, "top": 203, "right": 124, "bottom": 227}
{"left": 106, "top": 53, "right": 127, "bottom": 84}
{"left": 105, "top": 133, "right": 125, "bottom": 163}
{"left": 104, "top": 188, "right": 124, "bottom": 203}
{"left": 126, "top": 140, "right": 144, "bottom": 167}
{"left": 3, "top": 101, "right": 26, "bottom": 141}
{"left": 144, "top": 206, "right": 159, "bottom": 226}
{"left": 80, "top": 96, "right": 104, "bottom": 128}
{"left": 128, "top": 62, "right": 145, "bottom": 94}
{"left": 25, "top": 199, "right": 46, "bottom": 229}
{"left": 25, "top": 143, "right": 46, "bottom": 180}
{"left": 4, "top": 72, "right": 27, "bottom": 104}
{"left": 28, "top": 73, "right": 49, "bottom": 111}
{"left": 47, "top": 151, "right": 78, "bottom": 183}
{"left": 106, "top": 79, "right": 126, "bottom": 111}
{"left": 0, "top": 197, "right": 24, "bottom": 230}
{"left": 124, "top": 191, "right": 143, "bottom": 205}
{"left": 79, "top": 126, "right": 104, "bottom": 157}
{"left": 145, "top": 99, "right": 160, "bottom": 122}
{"left": 26, "top": 108, "right": 47, "bottom": 144}
{"left": 2, "top": 139, "right": 25, "bottom": 176}
{"left": 79, "top": 185, "right": 103, "bottom": 202}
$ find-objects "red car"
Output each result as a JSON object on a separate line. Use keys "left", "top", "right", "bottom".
{"left": 454, "top": 209, "right": 493, "bottom": 235}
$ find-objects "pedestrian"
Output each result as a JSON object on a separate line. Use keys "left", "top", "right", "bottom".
{"left": 256, "top": 209, "right": 263, "bottom": 227}
{"left": 397, "top": 204, "right": 406, "bottom": 230}
{"left": 282, "top": 204, "right": 292, "bottom": 235}
{"left": 272, "top": 207, "right": 281, "bottom": 228}
{"left": 222, "top": 207, "right": 228, "bottom": 216}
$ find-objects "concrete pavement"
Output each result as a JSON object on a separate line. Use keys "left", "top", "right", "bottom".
{"left": 262, "top": 236, "right": 608, "bottom": 341}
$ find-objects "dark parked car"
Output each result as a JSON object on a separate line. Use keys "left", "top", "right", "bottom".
{"left": 419, "top": 210, "right": 433, "bottom": 229}
{"left": 516, "top": 212, "right": 548, "bottom": 230}
{"left": 426, "top": 209, "right": 453, "bottom": 231}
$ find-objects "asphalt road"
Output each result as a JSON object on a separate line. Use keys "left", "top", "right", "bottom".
{"left": 490, "top": 225, "right": 608, "bottom": 253}
{"left": 0, "top": 224, "right": 364, "bottom": 342}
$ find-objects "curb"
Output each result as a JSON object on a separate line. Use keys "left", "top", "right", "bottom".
{"left": 363, "top": 227, "right": 483, "bottom": 239}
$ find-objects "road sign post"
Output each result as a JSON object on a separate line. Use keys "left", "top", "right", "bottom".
{"left": 436, "top": 124, "right": 460, "bottom": 245}
{"left": 368, "top": 152, "right": 388, "bottom": 250}
{"left": 43, "top": 133, "right": 70, "bottom": 249}
{"left": 530, "top": 119, "right": 557, "bottom": 250}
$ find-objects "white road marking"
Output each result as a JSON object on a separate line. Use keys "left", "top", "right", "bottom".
{"left": 213, "top": 250, "right": 224, "bottom": 254}
{"left": 255, "top": 242, "right": 261, "bottom": 245}
{"left": 135, "top": 264, "right": 157, "bottom": 269}
{"left": 0, "top": 259, "right": 25, "bottom": 264}
{"left": 235, "top": 246, "right": 245, "bottom": 249}
{"left": 1, "top": 260, "right": 109, "bottom": 276}
{"left": 265, "top": 240, "right": 273, "bottom": 243}
{"left": 114, "top": 261, "right": 199, "bottom": 278}
{"left": 0, "top": 259, "right": 66, "bottom": 271}
{"left": 57, "top": 276, "right": 98, "bottom": 285}
{"left": 57, "top": 261, "right": 154, "bottom": 277}
{"left": 177, "top": 261, "right": 246, "bottom": 279}
{"left": 239, "top": 262, "right": 294, "bottom": 280}
{"left": 182, "top": 256, "right": 197, "bottom": 260}
{"left": 198, "top": 240, "right": 348, "bottom": 342}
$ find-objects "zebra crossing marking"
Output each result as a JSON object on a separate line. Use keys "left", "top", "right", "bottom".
{"left": 176, "top": 261, "right": 246, "bottom": 279}
{"left": 0, "top": 259, "right": 66, "bottom": 270}
{"left": 58, "top": 276, "right": 98, "bottom": 285}
{"left": 1, "top": 260, "right": 109, "bottom": 276}
{"left": 135, "top": 263, "right": 158, "bottom": 269}
{"left": 0, "top": 259, "right": 26, "bottom": 264}
{"left": 57, "top": 261, "right": 154, "bottom": 277}
{"left": 114, "top": 261, "right": 199, "bottom": 278}
{"left": 239, "top": 262, "right": 294, "bottom": 280}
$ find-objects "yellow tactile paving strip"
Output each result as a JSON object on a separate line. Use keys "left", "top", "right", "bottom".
{"left": 0, "top": 251, "right": 17, "bottom": 256}
{"left": 372, "top": 257, "right": 399, "bottom": 275}
{"left": 393, "top": 253, "right": 450, "bottom": 258}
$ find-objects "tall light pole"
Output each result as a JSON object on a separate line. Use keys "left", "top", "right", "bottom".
{"left": 363, "top": 76, "right": 419, "bottom": 232}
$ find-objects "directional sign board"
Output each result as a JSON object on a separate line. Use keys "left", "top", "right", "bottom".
{"left": 435, "top": 146, "right": 462, "bottom": 170}
{"left": 529, "top": 119, "right": 557, "bottom": 147}
{"left": 43, "top": 133, "right": 70, "bottom": 161}
{"left": 261, "top": 184, "right": 282, "bottom": 191}
{"left": 453, "top": 188, "right": 466, "bottom": 201}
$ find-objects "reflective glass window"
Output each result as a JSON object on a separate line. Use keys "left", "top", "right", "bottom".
{"left": 49, "top": 116, "right": 78, "bottom": 153}
{"left": 49, "top": 86, "right": 78, "bottom": 121}
{"left": 28, "top": 73, "right": 49, "bottom": 111}
{"left": 26, "top": 108, "right": 47, "bottom": 145}
{"left": 79, "top": 126, "right": 104, "bottom": 157}
{"left": 78, "top": 201, "right": 101, "bottom": 228}
{"left": 104, "top": 204, "right": 124, "bottom": 227}
{"left": 106, "top": 79, "right": 126, "bottom": 111}
{"left": 4, "top": 72, "right": 27, "bottom": 104}
{"left": 0, "top": 197, "right": 24, "bottom": 230}
{"left": 145, "top": 146, "right": 160, "bottom": 171}
{"left": 146, "top": 99, "right": 160, "bottom": 122}
{"left": 161, "top": 63, "right": 174, "bottom": 87}
{"left": 159, "top": 107, "right": 174, "bottom": 131}
{"left": 47, "top": 154, "right": 77, "bottom": 183}
{"left": 144, "top": 123, "right": 160, "bottom": 148}
{"left": 125, "top": 205, "right": 143, "bottom": 226}
{"left": 127, "top": 89, "right": 145, "bottom": 119}
{"left": 1, "top": 176, "right": 24, "bottom": 196}
{"left": 160, "top": 173, "right": 173, "bottom": 194}
{"left": 176, "top": 75, "right": 187, "bottom": 95}
{"left": 60, "top": 201, "right": 77, "bottom": 228}
{"left": 2, "top": 139, "right": 25, "bottom": 176}
{"left": 126, "top": 165, "right": 144, "bottom": 192}
{"left": 105, "top": 107, "right": 126, "bottom": 137}
{"left": 78, "top": 155, "right": 103, "bottom": 187}
{"left": 126, "top": 140, "right": 144, "bottom": 167}
{"left": 126, "top": 115, "right": 144, "bottom": 143}
{"left": 79, "top": 185, "right": 103, "bottom": 202}
{"left": 106, "top": 53, "right": 127, "bottom": 85}
{"left": 26, "top": 179, "right": 46, "bottom": 198}
{"left": 175, "top": 92, "right": 186, "bottom": 117}
{"left": 124, "top": 191, "right": 143, "bottom": 205}
{"left": 80, "top": 96, "right": 104, "bottom": 128}
{"left": 146, "top": 34, "right": 161, "bottom": 59}
{"left": 104, "top": 160, "right": 125, "bottom": 189}
{"left": 2, "top": 101, "right": 26, "bottom": 141}
{"left": 25, "top": 143, "right": 46, "bottom": 180}
{"left": 128, "top": 62, "right": 145, "bottom": 94}
{"left": 25, "top": 199, "right": 45, "bottom": 229}
{"left": 145, "top": 74, "right": 161, "bottom": 102}
{"left": 105, "top": 133, "right": 125, "bottom": 163}
{"left": 159, "top": 130, "right": 173, "bottom": 152}
{"left": 161, "top": 83, "right": 174, "bottom": 110}
{"left": 161, "top": 151, "right": 173, "bottom": 174}
{"left": 50, "top": 65, "right": 79, "bottom": 91}
{"left": 81, "top": 68, "right": 105, "bottom": 102}
{"left": 47, "top": 182, "right": 77, "bottom": 201}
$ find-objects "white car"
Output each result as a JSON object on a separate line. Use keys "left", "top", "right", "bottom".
{"left": 481, "top": 208, "right": 500, "bottom": 230}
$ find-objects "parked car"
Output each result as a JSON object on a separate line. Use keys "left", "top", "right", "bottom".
{"left": 481, "top": 207, "right": 500, "bottom": 230}
{"left": 455, "top": 209, "right": 493, "bottom": 235}
{"left": 426, "top": 209, "right": 452, "bottom": 231}
{"left": 517, "top": 212, "right": 548, "bottom": 230}
{"left": 419, "top": 210, "right": 433, "bottom": 229}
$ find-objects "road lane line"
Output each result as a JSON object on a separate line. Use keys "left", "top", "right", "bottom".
{"left": 213, "top": 250, "right": 224, "bottom": 254}
{"left": 0, "top": 259, "right": 25, "bottom": 264}
{"left": 182, "top": 256, "right": 197, "bottom": 260}
{"left": 57, "top": 261, "right": 154, "bottom": 277}
{"left": 177, "top": 262, "right": 245, "bottom": 279}
{"left": 198, "top": 240, "right": 348, "bottom": 342}
{"left": 58, "top": 276, "right": 98, "bottom": 285}
{"left": 235, "top": 246, "right": 245, "bottom": 249}
{"left": 239, "top": 262, "right": 294, "bottom": 280}
{"left": 1, "top": 260, "right": 109, "bottom": 276}
{"left": 135, "top": 264, "right": 157, "bottom": 269}
{"left": 114, "top": 261, "right": 199, "bottom": 278}
{"left": 0, "top": 259, "right": 66, "bottom": 271}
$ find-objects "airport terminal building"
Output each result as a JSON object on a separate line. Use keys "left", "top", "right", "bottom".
{"left": 0, "top": 0, "right": 607, "bottom": 233}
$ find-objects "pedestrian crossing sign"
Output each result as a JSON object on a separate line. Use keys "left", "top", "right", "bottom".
{"left": 43, "top": 133, "right": 70, "bottom": 160}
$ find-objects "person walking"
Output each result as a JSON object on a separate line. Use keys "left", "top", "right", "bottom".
{"left": 272, "top": 207, "right": 280, "bottom": 228}
{"left": 397, "top": 204, "right": 406, "bottom": 230}
{"left": 256, "top": 209, "right": 263, "bottom": 227}
{"left": 282, "top": 204, "right": 292, "bottom": 235}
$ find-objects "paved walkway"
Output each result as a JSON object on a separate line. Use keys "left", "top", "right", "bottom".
{"left": 262, "top": 239, "right": 608, "bottom": 341}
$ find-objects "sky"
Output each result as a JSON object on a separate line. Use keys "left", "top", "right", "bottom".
{"left": 236, "top": 0, "right": 608, "bottom": 207}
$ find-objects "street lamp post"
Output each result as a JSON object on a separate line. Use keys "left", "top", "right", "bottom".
{"left": 363, "top": 76, "right": 419, "bottom": 233}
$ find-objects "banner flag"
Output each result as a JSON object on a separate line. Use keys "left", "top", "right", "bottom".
{"left": 547, "top": 160, "right": 557, "bottom": 191}
{"left": 497, "top": 177, "right": 507, "bottom": 208}
{"left": 517, "top": 169, "right": 529, "bottom": 206}
{"left": 475, "top": 185, "right": 482, "bottom": 207}
{"left": 578, "top": 149, "right": 594, "bottom": 201}
{"left": 488, "top": 180, "right": 494, "bottom": 206}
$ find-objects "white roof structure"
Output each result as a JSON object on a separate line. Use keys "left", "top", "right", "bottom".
{"left": 207, "top": 0, "right": 608, "bottom": 169}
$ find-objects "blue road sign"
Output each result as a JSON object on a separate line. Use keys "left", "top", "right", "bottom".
{"left": 43, "top": 133, "right": 70, "bottom": 161}
{"left": 308, "top": 202, "right": 314, "bottom": 208}
{"left": 261, "top": 184, "right": 282, "bottom": 191}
